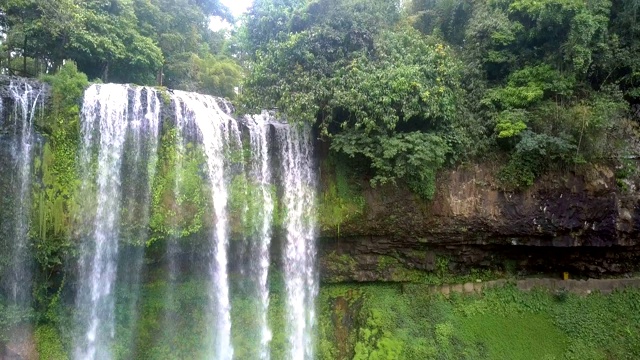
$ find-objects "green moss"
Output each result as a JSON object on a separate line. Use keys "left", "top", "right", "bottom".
{"left": 155, "top": 87, "right": 172, "bottom": 107}
{"left": 458, "top": 313, "right": 568, "bottom": 359}
{"left": 318, "top": 156, "right": 365, "bottom": 234}
{"left": 227, "top": 174, "right": 279, "bottom": 236}
{"left": 323, "top": 252, "right": 358, "bottom": 282}
{"left": 317, "top": 285, "right": 365, "bottom": 359}
{"left": 34, "top": 325, "right": 68, "bottom": 360}
{"left": 374, "top": 254, "right": 500, "bottom": 284}
{"left": 148, "top": 128, "right": 211, "bottom": 243}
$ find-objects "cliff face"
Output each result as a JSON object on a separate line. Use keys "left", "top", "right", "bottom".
{"left": 318, "top": 163, "right": 640, "bottom": 282}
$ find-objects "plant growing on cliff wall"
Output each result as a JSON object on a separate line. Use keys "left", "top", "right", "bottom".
{"left": 148, "top": 128, "right": 211, "bottom": 243}
{"left": 227, "top": 174, "right": 280, "bottom": 237}
{"left": 31, "top": 62, "right": 88, "bottom": 271}
{"left": 34, "top": 325, "right": 68, "bottom": 360}
{"left": 318, "top": 157, "right": 365, "bottom": 234}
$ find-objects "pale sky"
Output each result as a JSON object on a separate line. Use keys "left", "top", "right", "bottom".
{"left": 211, "top": 0, "right": 253, "bottom": 31}
{"left": 222, "top": 0, "right": 253, "bottom": 17}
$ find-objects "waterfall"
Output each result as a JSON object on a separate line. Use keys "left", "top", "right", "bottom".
{"left": 0, "top": 79, "right": 43, "bottom": 309}
{"left": 275, "top": 123, "right": 318, "bottom": 360}
{"left": 246, "top": 112, "right": 275, "bottom": 360}
{"left": 170, "top": 91, "right": 237, "bottom": 360}
{"left": 117, "top": 86, "right": 161, "bottom": 354}
{"left": 0, "top": 77, "right": 320, "bottom": 359}
{"left": 75, "top": 84, "right": 160, "bottom": 360}
{"left": 0, "top": 79, "right": 44, "bottom": 360}
{"left": 161, "top": 94, "right": 188, "bottom": 348}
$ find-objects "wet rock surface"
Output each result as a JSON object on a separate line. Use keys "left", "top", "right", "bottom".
{"left": 318, "top": 164, "right": 640, "bottom": 281}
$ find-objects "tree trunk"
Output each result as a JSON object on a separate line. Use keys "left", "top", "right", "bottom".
{"left": 5, "top": 47, "right": 9, "bottom": 74}
{"left": 103, "top": 62, "right": 110, "bottom": 82}
{"left": 157, "top": 66, "right": 164, "bottom": 86}
{"left": 23, "top": 36, "right": 27, "bottom": 76}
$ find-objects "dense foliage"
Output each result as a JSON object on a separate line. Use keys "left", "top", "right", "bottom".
{"left": 241, "top": 0, "right": 640, "bottom": 193}
{"left": 318, "top": 284, "right": 640, "bottom": 360}
{"left": 4, "top": 0, "right": 639, "bottom": 194}
{"left": 0, "top": 0, "right": 241, "bottom": 97}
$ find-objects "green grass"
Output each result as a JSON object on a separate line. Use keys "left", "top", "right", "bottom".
{"left": 318, "top": 284, "right": 640, "bottom": 360}
{"left": 457, "top": 313, "right": 567, "bottom": 360}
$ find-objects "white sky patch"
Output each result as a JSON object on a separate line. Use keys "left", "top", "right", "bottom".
{"left": 210, "top": 0, "right": 253, "bottom": 31}
{"left": 223, "top": 0, "right": 253, "bottom": 17}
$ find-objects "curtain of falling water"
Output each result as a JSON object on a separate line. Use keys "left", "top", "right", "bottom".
{"left": 2, "top": 79, "right": 43, "bottom": 308}
{"left": 161, "top": 94, "right": 188, "bottom": 348}
{"left": 0, "top": 79, "right": 44, "bottom": 355}
{"left": 274, "top": 123, "right": 318, "bottom": 360}
{"left": 117, "top": 87, "right": 161, "bottom": 355}
{"left": 76, "top": 84, "right": 129, "bottom": 360}
{"left": 246, "top": 112, "right": 275, "bottom": 360}
{"left": 170, "top": 91, "right": 238, "bottom": 360}
{"left": 75, "top": 84, "right": 160, "bottom": 360}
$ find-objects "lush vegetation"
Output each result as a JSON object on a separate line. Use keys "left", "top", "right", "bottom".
{"left": 29, "top": 278, "right": 640, "bottom": 359}
{"left": 3, "top": 0, "right": 639, "bottom": 194}
{"left": 1, "top": 0, "right": 241, "bottom": 97}
{"left": 240, "top": 0, "right": 639, "bottom": 193}
{"left": 318, "top": 284, "right": 640, "bottom": 360}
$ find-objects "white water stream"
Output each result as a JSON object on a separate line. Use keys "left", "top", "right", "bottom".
{"left": 40, "top": 82, "right": 319, "bottom": 360}
{"left": 275, "top": 123, "right": 318, "bottom": 360}
{"left": 75, "top": 84, "right": 160, "bottom": 360}
{"left": 246, "top": 112, "right": 275, "bottom": 360}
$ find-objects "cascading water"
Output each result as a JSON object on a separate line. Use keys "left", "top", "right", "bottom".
{"left": 117, "top": 86, "right": 161, "bottom": 354}
{"left": 0, "top": 79, "right": 43, "bottom": 309}
{"left": 170, "top": 91, "right": 237, "bottom": 360}
{"left": 0, "top": 78, "right": 44, "bottom": 360}
{"left": 246, "top": 112, "right": 275, "bottom": 360}
{"left": 275, "top": 123, "right": 318, "bottom": 360}
{"left": 0, "top": 77, "right": 319, "bottom": 359}
{"left": 161, "top": 94, "right": 188, "bottom": 346}
{"left": 75, "top": 84, "right": 160, "bottom": 360}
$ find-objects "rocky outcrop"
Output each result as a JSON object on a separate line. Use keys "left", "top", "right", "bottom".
{"left": 318, "top": 163, "right": 640, "bottom": 281}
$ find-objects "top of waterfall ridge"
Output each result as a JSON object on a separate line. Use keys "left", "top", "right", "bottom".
{"left": 0, "top": 75, "right": 50, "bottom": 102}
{"left": 0, "top": 77, "right": 300, "bottom": 128}
{"left": 87, "top": 83, "right": 296, "bottom": 127}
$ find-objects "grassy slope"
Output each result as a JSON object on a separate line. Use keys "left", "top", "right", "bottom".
{"left": 318, "top": 284, "right": 640, "bottom": 360}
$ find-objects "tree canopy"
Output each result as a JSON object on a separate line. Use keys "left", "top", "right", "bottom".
{"left": 0, "top": 0, "right": 242, "bottom": 98}
{"left": 2, "top": 0, "right": 639, "bottom": 194}
{"left": 241, "top": 0, "right": 640, "bottom": 193}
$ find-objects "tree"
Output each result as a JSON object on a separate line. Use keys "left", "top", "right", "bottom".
{"left": 1, "top": 0, "right": 241, "bottom": 95}
{"left": 242, "top": 0, "right": 465, "bottom": 198}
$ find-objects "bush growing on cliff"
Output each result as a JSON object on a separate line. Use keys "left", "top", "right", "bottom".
{"left": 32, "top": 62, "right": 88, "bottom": 272}
{"left": 148, "top": 129, "right": 212, "bottom": 243}
{"left": 242, "top": 0, "right": 468, "bottom": 199}
{"left": 41, "top": 62, "right": 88, "bottom": 121}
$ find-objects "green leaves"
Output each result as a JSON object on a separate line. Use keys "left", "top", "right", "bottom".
{"left": 486, "top": 65, "right": 575, "bottom": 109}
{"left": 1, "top": 0, "right": 240, "bottom": 94}
{"left": 332, "top": 131, "right": 450, "bottom": 199}
{"left": 242, "top": 2, "right": 464, "bottom": 198}
{"left": 495, "top": 110, "right": 528, "bottom": 138}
